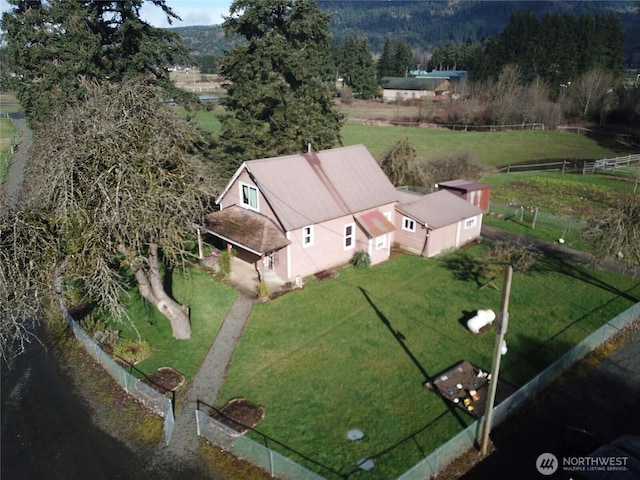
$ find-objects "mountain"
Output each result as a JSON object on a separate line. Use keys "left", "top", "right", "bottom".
{"left": 168, "top": 1, "right": 640, "bottom": 66}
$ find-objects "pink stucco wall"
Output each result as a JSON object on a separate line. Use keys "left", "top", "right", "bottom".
{"left": 393, "top": 214, "right": 483, "bottom": 257}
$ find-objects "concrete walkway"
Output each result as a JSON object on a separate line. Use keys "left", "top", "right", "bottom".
{"left": 164, "top": 290, "right": 256, "bottom": 460}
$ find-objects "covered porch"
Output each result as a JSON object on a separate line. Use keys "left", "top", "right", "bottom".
{"left": 197, "top": 205, "right": 290, "bottom": 295}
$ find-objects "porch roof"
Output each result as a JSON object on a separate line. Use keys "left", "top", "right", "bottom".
{"left": 354, "top": 210, "right": 396, "bottom": 238}
{"left": 202, "top": 205, "right": 290, "bottom": 255}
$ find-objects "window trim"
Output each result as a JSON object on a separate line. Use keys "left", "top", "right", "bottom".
{"left": 402, "top": 216, "right": 416, "bottom": 232}
{"left": 302, "top": 225, "right": 314, "bottom": 247}
{"left": 240, "top": 182, "right": 259, "bottom": 211}
{"left": 344, "top": 222, "right": 355, "bottom": 250}
{"left": 464, "top": 216, "right": 477, "bottom": 229}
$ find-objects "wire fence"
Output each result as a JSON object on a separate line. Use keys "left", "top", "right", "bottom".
{"left": 196, "top": 403, "right": 330, "bottom": 479}
{"left": 194, "top": 302, "right": 639, "bottom": 480}
{"left": 487, "top": 201, "right": 587, "bottom": 242}
{"left": 57, "top": 295, "right": 175, "bottom": 445}
{"left": 397, "top": 301, "right": 640, "bottom": 480}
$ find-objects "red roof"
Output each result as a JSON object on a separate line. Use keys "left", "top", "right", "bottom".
{"left": 355, "top": 210, "right": 395, "bottom": 238}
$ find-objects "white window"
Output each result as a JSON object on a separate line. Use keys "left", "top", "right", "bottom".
{"left": 302, "top": 225, "right": 314, "bottom": 247}
{"left": 465, "top": 217, "right": 477, "bottom": 229}
{"left": 240, "top": 183, "right": 258, "bottom": 210}
{"left": 344, "top": 223, "right": 355, "bottom": 250}
{"left": 376, "top": 235, "right": 386, "bottom": 250}
{"left": 402, "top": 217, "right": 416, "bottom": 232}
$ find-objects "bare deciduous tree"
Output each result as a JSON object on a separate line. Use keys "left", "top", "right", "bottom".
{"left": 380, "top": 137, "right": 425, "bottom": 187}
{"left": 568, "top": 68, "right": 616, "bottom": 121}
{"left": 477, "top": 241, "right": 537, "bottom": 290}
{"left": 22, "top": 79, "right": 220, "bottom": 340}
{"left": 487, "top": 64, "right": 524, "bottom": 125}
{"left": 0, "top": 212, "right": 54, "bottom": 362}
{"left": 584, "top": 196, "right": 640, "bottom": 267}
{"left": 421, "top": 150, "right": 489, "bottom": 190}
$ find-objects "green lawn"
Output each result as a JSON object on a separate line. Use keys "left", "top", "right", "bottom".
{"left": 341, "top": 126, "right": 628, "bottom": 167}
{"left": 109, "top": 267, "right": 237, "bottom": 381}
{"left": 184, "top": 108, "right": 630, "bottom": 167}
{"left": 216, "top": 250, "right": 640, "bottom": 479}
{"left": 0, "top": 117, "right": 18, "bottom": 183}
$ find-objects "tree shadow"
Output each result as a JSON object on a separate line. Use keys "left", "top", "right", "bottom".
{"left": 535, "top": 253, "right": 640, "bottom": 303}
{"left": 443, "top": 252, "right": 484, "bottom": 287}
{"left": 358, "top": 287, "right": 470, "bottom": 432}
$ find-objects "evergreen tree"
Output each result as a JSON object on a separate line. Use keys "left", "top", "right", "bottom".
{"left": 376, "top": 37, "right": 394, "bottom": 78}
{"left": 217, "top": 0, "right": 343, "bottom": 163}
{"left": 1, "top": 0, "right": 191, "bottom": 128}
{"left": 391, "top": 38, "right": 413, "bottom": 77}
{"left": 339, "top": 35, "right": 378, "bottom": 99}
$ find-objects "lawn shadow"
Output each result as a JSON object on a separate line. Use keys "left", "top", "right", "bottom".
{"left": 501, "top": 333, "right": 579, "bottom": 387}
{"left": 443, "top": 252, "right": 484, "bottom": 287}
{"left": 358, "top": 287, "right": 470, "bottom": 432}
{"left": 535, "top": 254, "right": 640, "bottom": 303}
{"left": 197, "top": 399, "right": 347, "bottom": 479}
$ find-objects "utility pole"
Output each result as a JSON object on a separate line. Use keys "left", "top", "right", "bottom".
{"left": 480, "top": 264, "right": 513, "bottom": 456}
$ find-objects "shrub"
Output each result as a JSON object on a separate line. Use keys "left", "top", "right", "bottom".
{"left": 112, "top": 339, "right": 152, "bottom": 364}
{"left": 219, "top": 248, "right": 235, "bottom": 278}
{"left": 256, "top": 280, "right": 269, "bottom": 300}
{"left": 351, "top": 250, "right": 371, "bottom": 269}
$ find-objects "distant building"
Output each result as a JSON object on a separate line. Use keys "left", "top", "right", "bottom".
{"left": 380, "top": 76, "right": 450, "bottom": 102}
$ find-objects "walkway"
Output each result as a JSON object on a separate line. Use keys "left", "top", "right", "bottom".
{"left": 165, "top": 292, "right": 256, "bottom": 460}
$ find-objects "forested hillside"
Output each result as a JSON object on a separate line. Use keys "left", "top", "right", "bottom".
{"left": 171, "top": 1, "right": 640, "bottom": 66}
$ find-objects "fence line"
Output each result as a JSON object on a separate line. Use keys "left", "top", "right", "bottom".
{"left": 195, "top": 300, "right": 640, "bottom": 480}
{"left": 487, "top": 201, "right": 587, "bottom": 241}
{"left": 582, "top": 153, "right": 640, "bottom": 174}
{"left": 398, "top": 301, "right": 639, "bottom": 480}
{"left": 195, "top": 407, "right": 329, "bottom": 479}
{"left": 57, "top": 294, "right": 175, "bottom": 445}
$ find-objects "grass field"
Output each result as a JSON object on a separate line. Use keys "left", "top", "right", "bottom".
{"left": 184, "top": 107, "right": 632, "bottom": 168}
{"left": 0, "top": 117, "right": 19, "bottom": 184}
{"left": 214, "top": 250, "right": 640, "bottom": 479}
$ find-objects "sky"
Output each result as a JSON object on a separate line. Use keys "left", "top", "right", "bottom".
{"left": 0, "top": 0, "right": 232, "bottom": 29}
{"left": 140, "top": 0, "right": 233, "bottom": 28}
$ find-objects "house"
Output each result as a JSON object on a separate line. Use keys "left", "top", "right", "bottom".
{"left": 436, "top": 179, "right": 491, "bottom": 212}
{"left": 200, "top": 145, "right": 485, "bottom": 285}
{"left": 394, "top": 189, "right": 484, "bottom": 258}
{"left": 380, "top": 76, "right": 450, "bottom": 102}
{"left": 202, "top": 145, "right": 398, "bottom": 284}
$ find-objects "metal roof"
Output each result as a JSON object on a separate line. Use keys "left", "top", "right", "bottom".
{"left": 396, "top": 190, "right": 483, "bottom": 229}
{"left": 242, "top": 145, "right": 399, "bottom": 231}
{"left": 380, "top": 76, "right": 449, "bottom": 91}
{"left": 354, "top": 210, "right": 396, "bottom": 238}
{"left": 437, "top": 179, "right": 491, "bottom": 192}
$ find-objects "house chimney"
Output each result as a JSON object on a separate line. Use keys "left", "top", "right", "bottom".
{"left": 307, "top": 142, "right": 312, "bottom": 153}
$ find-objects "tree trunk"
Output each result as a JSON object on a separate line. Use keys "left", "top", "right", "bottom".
{"left": 119, "top": 243, "right": 192, "bottom": 340}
